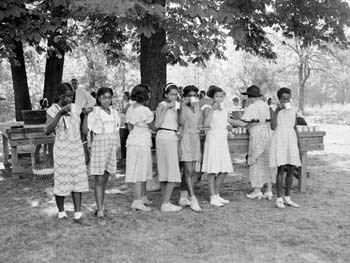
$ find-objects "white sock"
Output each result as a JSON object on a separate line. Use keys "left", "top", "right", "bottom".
{"left": 180, "top": 191, "right": 188, "bottom": 199}
{"left": 277, "top": 197, "right": 283, "bottom": 202}
{"left": 58, "top": 211, "right": 67, "bottom": 219}
{"left": 284, "top": 196, "right": 291, "bottom": 202}
{"left": 210, "top": 195, "right": 217, "bottom": 201}
{"left": 74, "top": 212, "right": 82, "bottom": 220}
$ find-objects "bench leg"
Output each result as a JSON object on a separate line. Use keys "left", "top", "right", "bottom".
{"left": 2, "top": 135, "right": 10, "bottom": 165}
{"left": 298, "top": 151, "right": 308, "bottom": 193}
{"left": 11, "top": 146, "right": 19, "bottom": 180}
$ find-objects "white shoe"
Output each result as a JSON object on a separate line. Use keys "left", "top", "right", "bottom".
{"left": 262, "top": 191, "right": 273, "bottom": 200}
{"left": 190, "top": 196, "right": 202, "bottom": 212}
{"left": 131, "top": 200, "right": 152, "bottom": 212}
{"left": 58, "top": 211, "right": 67, "bottom": 219}
{"left": 246, "top": 191, "right": 263, "bottom": 200}
{"left": 141, "top": 196, "right": 152, "bottom": 205}
{"left": 283, "top": 197, "right": 300, "bottom": 208}
{"left": 210, "top": 196, "right": 224, "bottom": 207}
{"left": 217, "top": 195, "right": 229, "bottom": 204}
{"left": 179, "top": 197, "right": 191, "bottom": 207}
{"left": 276, "top": 197, "right": 285, "bottom": 209}
{"left": 161, "top": 203, "right": 183, "bottom": 212}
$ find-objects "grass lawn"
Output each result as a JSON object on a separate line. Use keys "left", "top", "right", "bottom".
{"left": 0, "top": 124, "right": 349, "bottom": 263}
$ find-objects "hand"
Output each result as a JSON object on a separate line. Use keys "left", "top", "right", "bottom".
{"left": 59, "top": 104, "right": 71, "bottom": 116}
{"left": 82, "top": 107, "right": 93, "bottom": 115}
{"left": 166, "top": 101, "right": 175, "bottom": 109}
{"left": 212, "top": 102, "right": 220, "bottom": 110}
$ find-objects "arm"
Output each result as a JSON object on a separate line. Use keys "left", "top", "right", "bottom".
{"left": 45, "top": 107, "right": 67, "bottom": 135}
{"left": 203, "top": 107, "right": 213, "bottom": 128}
{"left": 228, "top": 118, "right": 248, "bottom": 127}
{"left": 270, "top": 107, "right": 281, "bottom": 131}
{"left": 179, "top": 98, "right": 190, "bottom": 126}
{"left": 294, "top": 117, "right": 302, "bottom": 159}
{"left": 155, "top": 103, "right": 171, "bottom": 129}
{"left": 81, "top": 107, "right": 93, "bottom": 136}
{"left": 127, "top": 123, "right": 134, "bottom": 132}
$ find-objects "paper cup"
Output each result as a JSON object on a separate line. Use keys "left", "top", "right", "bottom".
{"left": 220, "top": 102, "right": 225, "bottom": 110}
{"left": 190, "top": 97, "right": 199, "bottom": 105}
{"left": 284, "top": 102, "right": 292, "bottom": 110}
{"left": 175, "top": 101, "right": 180, "bottom": 110}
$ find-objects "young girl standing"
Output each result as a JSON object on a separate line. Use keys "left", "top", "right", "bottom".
{"left": 178, "top": 85, "right": 202, "bottom": 212}
{"left": 45, "top": 83, "right": 90, "bottom": 224}
{"left": 202, "top": 86, "right": 233, "bottom": 207}
{"left": 85, "top": 87, "right": 120, "bottom": 219}
{"left": 270, "top": 88, "right": 301, "bottom": 209}
{"left": 125, "top": 84, "right": 154, "bottom": 211}
{"left": 155, "top": 83, "right": 182, "bottom": 212}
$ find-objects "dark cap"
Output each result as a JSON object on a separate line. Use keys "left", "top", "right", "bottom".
{"left": 241, "top": 85, "right": 263, "bottom": 97}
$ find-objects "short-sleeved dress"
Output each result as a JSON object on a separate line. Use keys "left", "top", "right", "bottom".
{"left": 47, "top": 104, "right": 89, "bottom": 196}
{"left": 179, "top": 104, "right": 201, "bottom": 162}
{"left": 242, "top": 100, "right": 274, "bottom": 188}
{"left": 201, "top": 106, "right": 233, "bottom": 174}
{"left": 269, "top": 107, "right": 301, "bottom": 167}
{"left": 125, "top": 105, "right": 154, "bottom": 183}
{"left": 156, "top": 101, "right": 181, "bottom": 183}
{"left": 88, "top": 107, "right": 120, "bottom": 175}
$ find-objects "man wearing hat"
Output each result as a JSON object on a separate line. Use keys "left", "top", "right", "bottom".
{"left": 230, "top": 85, "right": 275, "bottom": 201}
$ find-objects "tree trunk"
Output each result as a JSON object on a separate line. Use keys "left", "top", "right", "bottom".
{"left": 140, "top": 0, "right": 166, "bottom": 110}
{"left": 9, "top": 40, "right": 32, "bottom": 121}
{"left": 43, "top": 5, "right": 66, "bottom": 105}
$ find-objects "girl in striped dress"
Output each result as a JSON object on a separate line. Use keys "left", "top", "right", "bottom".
{"left": 125, "top": 84, "right": 154, "bottom": 212}
{"left": 85, "top": 87, "right": 120, "bottom": 220}
{"left": 155, "top": 83, "right": 182, "bottom": 212}
{"left": 270, "top": 88, "right": 301, "bottom": 209}
{"left": 45, "top": 83, "right": 90, "bottom": 224}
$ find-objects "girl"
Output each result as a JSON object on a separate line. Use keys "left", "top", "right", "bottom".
{"left": 125, "top": 84, "right": 154, "bottom": 211}
{"left": 202, "top": 86, "right": 233, "bottom": 207}
{"left": 45, "top": 83, "right": 90, "bottom": 224}
{"left": 155, "top": 83, "right": 182, "bottom": 212}
{"left": 178, "top": 85, "right": 202, "bottom": 212}
{"left": 270, "top": 87, "right": 301, "bottom": 209}
{"left": 84, "top": 87, "right": 120, "bottom": 219}
{"left": 230, "top": 85, "right": 274, "bottom": 200}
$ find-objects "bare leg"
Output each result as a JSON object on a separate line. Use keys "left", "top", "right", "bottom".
{"left": 101, "top": 172, "right": 110, "bottom": 210}
{"left": 160, "top": 182, "right": 166, "bottom": 201}
{"left": 276, "top": 166, "right": 285, "bottom": 198}
{"left": 163, "top": 182, "right": 176, "bottom": 204}
{"left": 183, "top": 161, "right": 195, "bottom": 197}
{"left": 266, "top": 182, "right": 272, "bottom": 193}
{"left": 208, "top": 173, "right": 216, "bottom": 196}
{"left": 71, "top": 192, "right": 82, "bottom": 212}
{"left": 215, "top": 173, "right": 226, "bottom": 195}
{"left": 285, "top": 165, "right": 295, "bottom": 196}
{"left": 134, "top": 182, "right": 143, "bottom": 200}
{"left": 94, "top": 175, "right": 104, "bottom": 213}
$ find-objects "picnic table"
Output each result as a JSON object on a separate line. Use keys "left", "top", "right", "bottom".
{"left": 1, "top": 123, "right": 54, "bottom": 179}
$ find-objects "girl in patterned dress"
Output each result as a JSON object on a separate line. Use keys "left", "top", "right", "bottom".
{"left": 202, "top": 86, "right": 233, "bottom": 207}
{"left": 125, "top": 84, "right": 154, "bottom": 212}
{"left": 178, "top": 85, "right": 202, "bottom": 212}
{"left": 155, "top": 83, "right": 182, "bottom": 212}
{"left": 230, "top": 85, "right": 275, "bottom": 200}
{"left": 85, "top": 87, "right": 120, "bottom": 220}
{"left": 45, "top": 83, "right": 90, "bottom": 224}
{"left": 270, "top": 88, "right": 301, "bottom": 209}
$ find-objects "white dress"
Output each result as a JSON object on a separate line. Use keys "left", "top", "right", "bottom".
{"left": 125, "top": 105, "right": 154, "bottom": 183}
{"left": 269, "top": 107, "right": 301, "bottom": 167}
{"left": 201, "top": 106, "right": 233, "bottom": 174}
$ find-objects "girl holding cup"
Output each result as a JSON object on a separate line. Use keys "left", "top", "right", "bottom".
{"left": 155, "top": 83, "right": 182, "bottom": 212}
{"left": 178, "top": 85, "right": 202, "bottom": 212}
{"left": 270, "top": 88, "right": 301, "bottom": 209}
{"left": 202, "top": 86, "right": 233, "bottom": 206}
{"left": 45, "top": 83, "right": 90, "bottom": 224}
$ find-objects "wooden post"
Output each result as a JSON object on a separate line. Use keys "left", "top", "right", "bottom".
{"left": 2, "top": 134, "right": 10, "bottom": 166}
{"left": 11, "top": 146, "right": 19, "bottom": 180}
{"left": 298, "top": 151, "right": 308, "bottom": 192}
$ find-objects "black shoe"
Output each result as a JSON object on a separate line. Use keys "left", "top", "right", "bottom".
{"left": 73, "top": 218, "right": 91, "bottom": 226}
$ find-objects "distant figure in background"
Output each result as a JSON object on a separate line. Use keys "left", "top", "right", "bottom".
{"left": 178, "top": 86, "right": 184, "bottom": 100}
{"left": 91, "top": 91, "right": 97, "bottom": 99}
{"left": 39, "top": 98, "right": 49, "bottom": 110}
{"left": 71, "top": 78, "right": 95, "bottom": 164}
{"left": 120, "top": 91, "right": 131, "bottom": 161}
{"left": 199, "top": 90, "right": 206, "bottom": 100}
{"left": 267, "top": 97, "right": 277, "bottom": 112}
{"left": 242, "top": 98, "right": 249, "bottom": 110}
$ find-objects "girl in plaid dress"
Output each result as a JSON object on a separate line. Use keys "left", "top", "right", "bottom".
{"left": 85, "top": 87, "right": 120, "bottom": 219}
{"left": 125, "top": 84, "right": 154, "bottom": 212}
{"left": 45, "top": 83, "right": 90, "bottom": 224}
{"left": 270, "top": 88, "right": 301, "bottom": 209}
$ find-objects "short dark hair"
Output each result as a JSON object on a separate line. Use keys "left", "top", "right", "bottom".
{"left": 96, "top": 87, "right": 113, "bottom": 106}
{"left": 124, "top": 91, "right": 130, "bottom": 99}
{"left": 91, "top": 91, "right": 97, "bottom": 98}
{"left": 277, "top": 88, "right": 291, "bottom": 99}
{"left": 57, "top": 83, "right": 73, "bottom": 98}
{"left": 200, "top": 90, "right": 206, "bottom": 95}
{"left": 71, "top": 78, "right": 77, "bottom": 82}
{"left": 207, "top": 86, "right": 224, "bottom": 98}
{"left": 131, "top": 84, "right": 150, "bottom": 104}
{"left": 183, "top": 85, "right": 199, "bottom": 97}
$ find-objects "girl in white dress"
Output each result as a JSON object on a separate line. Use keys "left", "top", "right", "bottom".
{"left": 85, "top": 87, "right": 120, "bottom": 220}
{"left": 45, "top": 83, "right": 90, "bottom": 224}
{"left": 270, "top": 88, "right": 301, "bottom": 209}
{"left": 155, "top": 83, "right": 182, "bottom": 212}
{"left": 202, "top": 86, "right": 233, "bottom": 207}
{"left": 125, "top": 84, "right": 154, "bottom": 212}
